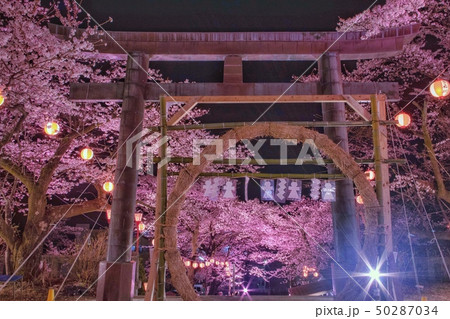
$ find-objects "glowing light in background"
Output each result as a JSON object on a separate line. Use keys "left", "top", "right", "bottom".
{"left": 356, "top": 195, "right": 364, "bottom": 204}
{"left": 368, "top": 268, "right": 380, "bottom": 281}
{"left": 184, "top": 260, "right": 191, "bottom": 267}
{"left": 192, "top": 262, "right": 199, "bottom": 269}
{"left": 138, "top": 222, "right": 145, "bottom": 232}
{"left": 44, "top": 122, "right": 60, "bottom": 135}
{"left": 105, "top": 209, "right": 111, "bottom": 223}
{"left": 199, "top": 262, "right": 205, "bottom": 269}
{"left": 0, "top": 93, "right": 5, "bottom": 106}
{"left": 365, "top": 170, "right": 375, "bottom": 181}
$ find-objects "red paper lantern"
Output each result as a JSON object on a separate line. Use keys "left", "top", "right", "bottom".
{"left": 395, "top": 112, "right": 411, "bottom": 128}
{"left": 134, "top": 212, "right": 143, "bottom": 222}
{"left": 430, "top": 79, "right": 450, "bottom": 98}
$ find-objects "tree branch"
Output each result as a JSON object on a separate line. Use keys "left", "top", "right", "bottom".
{"left": 0, "top": 157, "right": 35, "bottom": 190}
{"left": 48, "top": 183, "right": 109, "bottom": 220}
{"left": 37, "top": 123, "right": 98, "bottom": 190}
{"left": 0, "top": 106, "right": 27, "bottom": 150}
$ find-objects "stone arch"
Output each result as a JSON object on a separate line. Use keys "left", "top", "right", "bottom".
{"left": 164, "top": 123, "right": 380, "bottom": 300}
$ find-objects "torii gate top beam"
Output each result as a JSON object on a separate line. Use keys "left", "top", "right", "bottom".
{"left": 49, "top": 24, "right": 419, "bottom": 61}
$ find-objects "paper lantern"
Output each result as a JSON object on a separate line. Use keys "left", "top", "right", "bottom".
{"left": 210, "top": 258, "right": 215, "bottom": 264}
{"left": 138, "top": 222, "right": 145, "bottom": 232}
{"left": 205, "top": 261, "right": 211, "bottom": 267}
{"left": 80, "top": 148, "right": 94, "bottom": 160}
{"left": 365, "top": 170, "right": 375, "bottom": 181}
{"left": 192, "top": 262, "right": 199, "bottom": 269}
{"left": 0, "top": 93, "right": 4, "bottom": 106}
{"left": 44, "top": 122, "right": 60, "bottom": 136}
{"left": 184, "top": 260, "right": 191, "bottom": 267}
{"left": 199, "top": 263, "right": 205, "bottom": 269}
{"left": 135, "top": 212, "right": 143, "bottom": 222}
{"left": 106, "top": 209, "right": 111, "bottom": 222}
{"left": 103, "top": 181, "right": 114, "bottom": 192}
{"left": 356, "top": 195, "right": 364, "bottom": 205}
{"left": 395, "top": 112, "right": 411, "bottom": 128}
{"left": 430, "top": 79, "right": 450, "bottom": 98}
{"left": 215, "top": 261, "right": 220, "bottom": 266}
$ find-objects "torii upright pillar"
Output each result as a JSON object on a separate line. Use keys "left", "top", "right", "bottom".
{"left": 96, "top": 52, "right": 149, "bottom": 301}
{"left": 319, "top": 52, "right": 360, "bottom": 296}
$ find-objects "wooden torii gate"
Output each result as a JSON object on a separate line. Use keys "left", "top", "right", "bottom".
{"left": 56, "top": 24, "right": 419, "bottom": 300}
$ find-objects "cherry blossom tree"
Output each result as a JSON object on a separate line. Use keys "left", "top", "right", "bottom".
{"left": 338, "top": 0, "right": 449, "bottom": 230}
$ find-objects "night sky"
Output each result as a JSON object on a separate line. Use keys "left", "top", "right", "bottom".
{"left": 79, "top": 0, "right": 383, "bottom": 32}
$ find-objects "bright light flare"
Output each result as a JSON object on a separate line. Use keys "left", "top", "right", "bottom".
{"left": 368, "top": 268, "right": 380, "bottom": 281}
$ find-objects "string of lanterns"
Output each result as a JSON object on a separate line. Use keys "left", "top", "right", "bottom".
{"left": 184, "top": 258, "right": 232, "bottom": 276}
{"left": 26, "top": 78, "right": 447, "bottom": 218}
{"left": 302, "top": 266, "right": 319, "bottom": 278}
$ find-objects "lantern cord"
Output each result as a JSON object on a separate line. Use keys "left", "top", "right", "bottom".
{"left": 55, "top": 210, "right": 103, "bottom": 300}
{"left": 389, "top": 66, "right": 449, "bottom": 120}
{"left": 386, "top": 105, "right": 421, "bottom": 298}
{"left": 388, "top": 105, "right": 450, "bottom": 283}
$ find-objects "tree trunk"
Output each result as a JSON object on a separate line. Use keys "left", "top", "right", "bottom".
{"left": 188, "top": 223, "right": 200, "bottom": 283}
{"left": 11, "top": 190, "right": 48, "bottom": 280}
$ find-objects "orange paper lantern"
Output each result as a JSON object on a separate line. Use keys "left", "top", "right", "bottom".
{"left": 430, "top": 79, "right": 450, "bottom": 98}
{"left": 103, "top": 181, "right": 114, "bottom": 192}
{"left": 80, "top": 148, "right": 94, "bottom": 160}
{"left": 44, "top": 122, "right": 60, "bottom": 135}
{"left": 395, "top": 112, "right": 411, "bottom": 128}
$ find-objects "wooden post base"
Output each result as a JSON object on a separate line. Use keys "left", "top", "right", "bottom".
{"left": 96, "top": 261, "right": 136, "bottom": 301}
